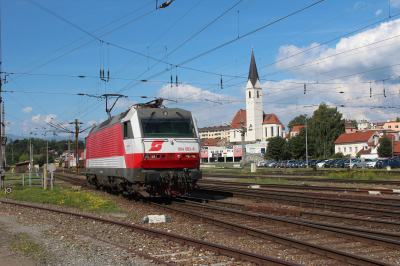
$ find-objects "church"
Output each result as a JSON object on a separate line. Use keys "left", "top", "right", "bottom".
{"left": 229, "top": 51, "right": 285, "bottom": 143}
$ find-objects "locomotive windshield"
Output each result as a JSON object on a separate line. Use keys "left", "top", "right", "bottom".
{"left": 141, "top": 118, "right": 196, "bottom": 138}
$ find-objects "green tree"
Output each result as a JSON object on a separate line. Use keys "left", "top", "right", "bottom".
{"left": 351, "top": 119, "right": 358, "bottom": 130}
{"left": 289, "top": 130, "right": 306, "bottom": 159}
{"left": 331, "top": 152, "right": 344, "bottom": 159}
{"left": 396, "top": 117, "right": 400, "bottom": 122}
{"left": 19, "top": 154, "right": 30, "bottom": 162}
{"left": 307, "top": 103, "right": 345, "bottom": 158}
{"left": 377, "top": 136, "right": 392, "bottom": 157}
{"left": 266, "top": 136, "right": 291, "bottom": 160}
{"left": 287, "top": 114, "right": 307, "bottom": 132}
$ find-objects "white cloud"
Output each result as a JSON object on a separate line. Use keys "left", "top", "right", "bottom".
{"left": 375, "top": 9, "right": 382, "bottom": 15}
{"left": 114, "top": 99, "right": 137, "bottom": 109}
{"left": 159, "top": 82, "right": 235, "bottom": 105}
{"left": 22, "top": 107, "right": 33, "bottom": 113}
{"left": 392, "top": 0, "right": 400, "bottom": 7}
{"left": 275, "top": 18, "right": 400, "bottom": 82}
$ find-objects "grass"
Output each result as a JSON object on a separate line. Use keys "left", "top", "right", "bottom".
{"left": 0, "top": 186, "right": 122, "bottom": 213}
{"left": 323, "top": 170, "right": 398, "bottom": 180}
{"left": 10, "top": 233, "right": 47, "bottom": 263}
{"left": 235, "top": 177, "right": 300, "bottom": 185}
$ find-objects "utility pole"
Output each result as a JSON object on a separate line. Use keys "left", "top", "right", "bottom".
{"left": 67, "top": 119, "right": 83, "bottom": 176}
{"left": 305, "top": 115, "right": 308, "bottom": 168}
{"left": 237, "top": 118, "right": 251, "bottom": 171}
{"left": 0, "top": 0, "right": 3, "bottom": 181}
{"left": 241, "top": 119, "right": 246, "bottom": 171}
{"left": 68, "top": 135, "right": 70, "bottom": 170}
{"left": 46, "top": 140, "right": 48, "bottom": 165}
{"left": 1, "top": 103, "right": 4, "bottom": 168}
{"left": 75, "top": 119, "right": 79, "bottom": 175}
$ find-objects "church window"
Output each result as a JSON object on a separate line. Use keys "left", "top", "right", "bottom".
{"left": 271, "top": 127, "right": 274, "bottom": 137}
{"left": 257, "top": 91, "right": 259, "bottom": 98}
{"left": 234, "top": 131, "right": 236, "bottom": 138}
{"left": 249, "top": 91, "right": 251, "bottom": 98}
{"left": 277, "top": 127, "right": 279, "bottom": 137}
{"left": 265, "top": 129, "right": 268, "bottom": 137}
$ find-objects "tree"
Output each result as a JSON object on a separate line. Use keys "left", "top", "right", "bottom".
{"left": 307, "top": 103, "right": 345, "bottom": 158}
{"left": 287, "top": 114, "right": 307, "bottom": 132}
{"left": 377, "top": 136, "right": 392, "bottom": 157}
{"left": 266, "top": 136, "right": 291, "bottom": 160}
{"left": 332, "top": 152, "right": 344, "bottom": 159}
{"left": 19, "top": 154, "right": 29, "bottom": 162}
{"left": 289, "top": 129, "right": 306, "bottom": 159}
{"left": 351, "top": 119, "right": 358, "bottom": 130}
{"left": 396, "top": 117, "right": 400, "bottom": 122}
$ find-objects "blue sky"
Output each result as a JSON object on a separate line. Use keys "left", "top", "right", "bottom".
{"left": 3, "top": 0, "right": 400, "bottom": 139}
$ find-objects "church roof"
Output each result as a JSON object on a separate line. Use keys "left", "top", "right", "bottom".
{"left": 230, "top": 110, "right": 284, "bottom": 129}
{"left": 248, "top": 51, "right": 259, "bottom": 87}
{"left": 263, "top": 114, "right": 282, "bottom": 125}
{"left": 230, "top": 109, "right": 246, "bottom": 129}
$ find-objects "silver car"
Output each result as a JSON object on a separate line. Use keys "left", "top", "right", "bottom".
{"left": 352, "top": 158, "right": 372, "bottom": 168}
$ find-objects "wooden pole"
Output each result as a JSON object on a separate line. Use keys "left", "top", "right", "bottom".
{"left": 43, "top": 164, "right": 47, "bottom": 190}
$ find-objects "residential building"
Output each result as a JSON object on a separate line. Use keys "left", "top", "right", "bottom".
{"left": 290, "top": 125, "right": 305, "bottom": 137}
{"left": 334, "top": 131, "right": 381, "bottom": 158}
{"left": 358, "top": 119, "right": 370, "bottom": 130}
{"left": 229, "top": 51, "right": 285, "bottom": 143}
{"left": 383, "top": 121, "right": 400, "bottom": 131}
{"left": 201, "top": 139, "right": 220, "bottom": 147}
{"left": 198, "top": 125, "right": 230, "bottom": 140}
{"left": 345, "top": 119, "right": 356, "bottom": 134}
{"left": 371, "top": 122, "right": 385, "bottom": 129}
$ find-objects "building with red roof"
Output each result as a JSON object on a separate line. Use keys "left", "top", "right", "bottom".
{"left": 290, "top": 125, "right": 305, "bottom": 138}
{"left": 334, "top": 131, "right": 380, "bottom": 158}
{"left": 229, "top": 51, "right": 285, "bottom": 143}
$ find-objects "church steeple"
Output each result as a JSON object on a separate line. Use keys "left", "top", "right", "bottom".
{"left": 248, "top": 50, "right": 259, "bottom": 87}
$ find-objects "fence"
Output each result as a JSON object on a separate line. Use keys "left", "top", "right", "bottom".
{"left": 2, "top": 172, "right": 45, "bottom": 187}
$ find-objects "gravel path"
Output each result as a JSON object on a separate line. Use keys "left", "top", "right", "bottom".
{"left": 0, "top": 209, "right": 158, "bottom": 266}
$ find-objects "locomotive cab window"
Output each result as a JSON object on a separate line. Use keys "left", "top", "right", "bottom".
{"left": 141, "top": 118, "right": 196, "bottom": 138}
{"left": 122, "top": 121, "right": 134, "bottom": 139}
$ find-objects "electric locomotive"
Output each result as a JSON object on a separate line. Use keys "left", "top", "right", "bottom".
{"left": 85, "top": 99, "right": 202, "bottom": 197}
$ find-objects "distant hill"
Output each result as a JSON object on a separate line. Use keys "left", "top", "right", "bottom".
{"left": 5, "top": 134, "right": 86, "bottom": 143}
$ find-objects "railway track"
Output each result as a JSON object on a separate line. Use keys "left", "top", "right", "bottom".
{"left": 198, "top": 180, "right": 400, "bottom": 201}
{"left": 203, "top": 173, "right": 400, "bottom": 186}
{"left": 147, "top": 198, "right": 398, "bottom": 265}
{"left": 197, "top": 184, "right": 400, "bottom": 220}
{"left": 0, "top": 200, "right": 300, "bottom": 266}
{"left": 182, "top": 196, "right": 400, "bottom": 231}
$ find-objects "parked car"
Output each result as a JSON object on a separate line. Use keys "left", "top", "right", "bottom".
{"left": 268, "top": 161, "right": 277, "bottom": 167}
{"left": 334, "top": 159, "right": 348, "bottom": 168}
{"left": 310, "top": 159, "right": 325, "bottom": 168}
{"left": 376, "top": 158, "right": 400, "bottom": 169}
{"left": 344, "top": 159, "right": 360, "bottom": 168}
{"left": 352, "top": 158, "right": 372, "bottom": 168}
{"left": 317, "top": 159, "right": 330, "bottom": 168}
{"left": 367, "top": 158, "right": 380, "bottom": 168}
{"left": 326, "top": 159, "right": 339, "bottom": 168}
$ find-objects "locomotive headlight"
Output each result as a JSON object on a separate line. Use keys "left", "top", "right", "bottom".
{"left": 151, "top": 155, "right": 156, "bottom": 159}
{"left": 186, "top": 154, "right": 190, "bottom": 158}
{"left": 191, "top": 155, "right": 196, "bottom": 158}
{"left": 177, "top": 155, "right": 181, "bottom": 159}
{"left": 145, "top": 155, "right": 150, "bottom": 159}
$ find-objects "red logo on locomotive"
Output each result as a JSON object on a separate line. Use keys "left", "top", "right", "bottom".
{"left": 149, "top": 140, "right": 165, "bottom": 151}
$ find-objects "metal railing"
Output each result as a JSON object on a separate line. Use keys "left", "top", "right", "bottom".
{"left": 3, "top": 172, "right": 44, "bottom": 186}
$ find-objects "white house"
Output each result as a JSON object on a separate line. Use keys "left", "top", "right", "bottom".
{"left": 334, "top": 131, "right": 380, "bottom": 158}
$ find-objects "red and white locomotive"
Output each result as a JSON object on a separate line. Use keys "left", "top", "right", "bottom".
{"left": 85, "top": 99, "right": 202, "bottom": 197}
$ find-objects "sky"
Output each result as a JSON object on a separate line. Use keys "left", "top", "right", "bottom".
{"left": 3, "top": 0, "right": 400, "bottom": 140}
